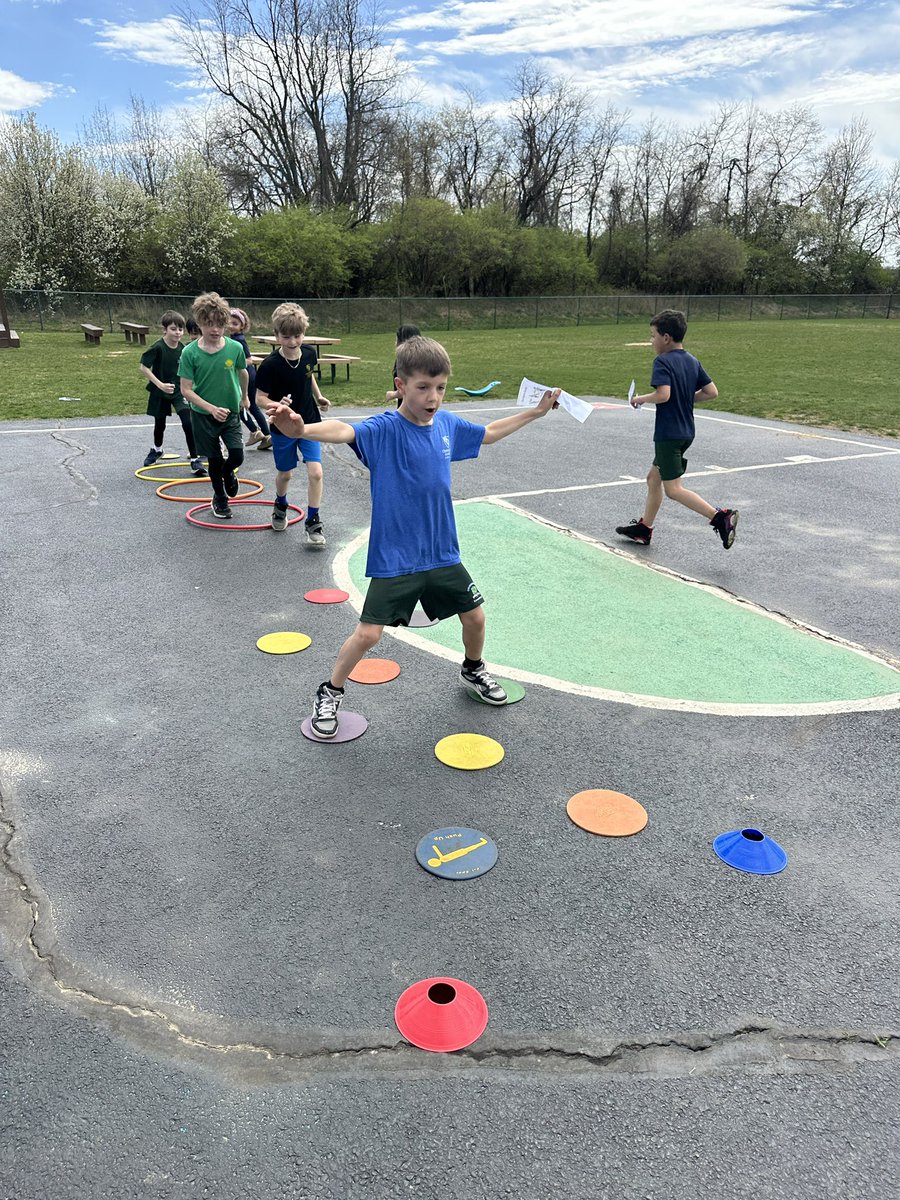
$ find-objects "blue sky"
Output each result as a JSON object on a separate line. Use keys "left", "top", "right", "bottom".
{"left": 3, "top": 0, "right": 900, "bottom": 160}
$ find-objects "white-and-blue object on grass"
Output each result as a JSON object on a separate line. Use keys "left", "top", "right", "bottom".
{"left": 454, "top": 380, "right": 501, "bottom": 397}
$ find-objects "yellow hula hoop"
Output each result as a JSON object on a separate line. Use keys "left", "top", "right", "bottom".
{"left": 155, "top": 478, "right": 264, "bottom": 503}
{"left": 135, "top": 461, "right": 196, "bottom": 483}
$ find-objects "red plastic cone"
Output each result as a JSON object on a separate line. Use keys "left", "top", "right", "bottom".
{"left": 394, "top": 977, "right": 488, "bottom": 1052}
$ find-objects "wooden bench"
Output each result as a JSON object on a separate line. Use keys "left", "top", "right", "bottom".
{"left": 81, "top": 323, "right": 104, "bottom": 345}
{"left": 120, "top": 321, "right": 150, "bottom": 345}
{"left": 317, "top": 354, "right": 361, "bottom": 383}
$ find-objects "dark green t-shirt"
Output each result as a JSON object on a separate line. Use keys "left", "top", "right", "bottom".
{"left": 141, "top": 338, "right": 184, "bottom": 401}
{"left": 179, "top": 336, "right": 247, "bottom": 413}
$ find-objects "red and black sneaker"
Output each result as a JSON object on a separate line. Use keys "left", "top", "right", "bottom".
{"left": 615, "top": 518, "right": 653, "bottom": 545}
{"left": 710, "top": 508, "right": 739, "bottom": 549}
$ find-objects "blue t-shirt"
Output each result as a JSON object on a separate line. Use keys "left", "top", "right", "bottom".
{"left": 650, "top": 349, "right": 711, "bottom": 441}
{"left": 352, "top": 409, "right": 485, "bottom": 577}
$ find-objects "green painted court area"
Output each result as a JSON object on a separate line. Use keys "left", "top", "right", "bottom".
{"left": 348, "top": 501, "right": 900, "bottom": 709}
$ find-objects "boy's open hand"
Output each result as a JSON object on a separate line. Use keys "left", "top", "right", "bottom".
{"left": 267, "top": 400, "right": 304, "bottom": 437}
{"left": 211, "top": 405, "right": 230, "bottom": 422}
{"left": 537, "top": 387, "right": 561, "bottom": 414}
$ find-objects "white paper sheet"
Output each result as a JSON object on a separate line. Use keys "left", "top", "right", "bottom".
{"left": 628, "top": 379, "right": 640, "bottom": 411}
{"left": 516, "top": 377, "right": 592, "bottom": 424}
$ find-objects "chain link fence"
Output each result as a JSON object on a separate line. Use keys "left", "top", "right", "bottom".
{"left": 5, "top": 288, "right": 896, "bottom": 335}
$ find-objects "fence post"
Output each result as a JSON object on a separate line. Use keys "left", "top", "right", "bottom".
{"left": 887, "top": 293, "right": 894, "bottom": 320}
{"left": 686, "top": 295, "right": 691, "bottom": 319}
{"left": 806, "top": 296, "right": 811, "bottom": 319}
{"left": 107, "top": 295, "right": 113, "bottom": 331}
{"left": 616, "top": 295, "right": 621, "bottom": 324}
{"left": 493, "top": 299, "right": 497, "bottom": 330}
{"left": 346, "top": 296, "right": 351, "bottom": 334}
{"left": 535, "top": 296, "right": 539, "bottom": 328}
{"left": 834, "top": 297, "right": 840, "bottom": 319}
{"left": 862, "top": 294, "right": 868, "bottom": 319}
{"left": 717, "top": 296, "right": 722, "bottom": 322}
{"left": 399, "top": 297, "right": 403, "bottom": 327}
{"left": 749, "top": 295, "right": 754, "bottom": 321}
{"left": 779, "top": 296, "right": 784, "bottom": 320}
{"left": 36, "top": 291, "right": 44, "bottom": 331}
{"left": 576, "top": 296, "right": 581, "bottom": 327}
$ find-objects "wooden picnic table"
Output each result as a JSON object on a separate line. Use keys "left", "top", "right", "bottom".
{"left": 317, "top": 354, "right": 362, "bottom": 383}
{"left": 252, "top": 335, "right": 342, "bottom": 348}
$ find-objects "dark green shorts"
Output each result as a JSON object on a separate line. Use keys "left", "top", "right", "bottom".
{"left": 360, "top": 563, "right": 484, "bottom": 627}
{"left": 190, "top": 409, "right": 243, "bottom": 458}
{"left": 146, "top": 393, "right": 189, "bottom": 419}
{"left": 653, "top": 438, "right": 693, "bottom": 481}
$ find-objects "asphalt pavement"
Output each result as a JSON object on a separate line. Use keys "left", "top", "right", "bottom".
{"left": 1, "top": 401, "right": 898, "bottom": 1199}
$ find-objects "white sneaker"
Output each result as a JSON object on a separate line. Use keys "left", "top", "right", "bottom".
{"left": 305, "top": 520, "right": 326, "bottom": 548}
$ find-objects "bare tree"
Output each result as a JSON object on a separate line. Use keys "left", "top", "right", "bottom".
{"left": 82, "top": 94, "right": 176, "bottom": 198}
{"left": 435, "top": 93, "right": 505, "bottom": 211}
{"left": 506, "top": 61, "right": 588, "bottom": 226}
{"left": 575, "top": 103, "right": 627, "bottom": 256}
{"left": 179, "top": 0, "right": 404, "bottom": 220}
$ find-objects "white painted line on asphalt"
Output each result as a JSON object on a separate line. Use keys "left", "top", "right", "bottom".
{"left": 331, "top": 504, "right": 900, "bottom": 717}
{"left": 479, "top": 448, "right": 900, "bottom": 501}
{"left": 4, "top": 405, "right": 897, "bottom": 455}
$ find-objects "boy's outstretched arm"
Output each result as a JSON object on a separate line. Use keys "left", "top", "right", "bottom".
{"left": 265, "top": 401, "right": 356, "bottom": 444}
{"left": 481, "top": 388, "right": 560, "bottom": 445}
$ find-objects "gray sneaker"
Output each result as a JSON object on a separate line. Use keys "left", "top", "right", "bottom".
{"left": 271, "top": 503, "right": 288, "bottom": 532}
{"left": 305, "top": 520, "right": 326, "bottom": 548}
{"left": 312, "top": 681, "right": 344, "bottom": 738}
{"left": 459, "top": 663, "right": 507, "bottom": 705}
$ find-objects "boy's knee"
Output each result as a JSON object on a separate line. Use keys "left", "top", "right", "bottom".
{"left": 355, "top": 623, "right": 382, "bottom": 650}
{"left": 662, "top": 478, "right": 683, "bottom": 498}
{"left": 307, "top": 462, "right": 323, "bottom": 483}
{"left": 647, "top": 466, "right": 661, "bottom": 485}
{"left": 460, "top": 606, "right": 485, "bottom": 631}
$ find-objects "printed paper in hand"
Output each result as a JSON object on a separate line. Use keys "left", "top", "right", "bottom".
{"left": 628, "top": 379, "right": 640, "bottom": 411}
{"left": 516, "top": 377, "right": 593, "bottom": 424}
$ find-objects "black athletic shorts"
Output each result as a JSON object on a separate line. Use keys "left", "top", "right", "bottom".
{"left": 360, "top": 563, "right": 484, "bottom": 627}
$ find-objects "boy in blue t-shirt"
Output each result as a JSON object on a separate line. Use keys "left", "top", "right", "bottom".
{"left": 266, "top": 335, "right": 560, "bottom": 738}
{"left": 616, "top": 309, "right": 738, "bottom": 549}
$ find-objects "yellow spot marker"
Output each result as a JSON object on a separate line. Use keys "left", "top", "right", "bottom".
{"left": 256, "top": 632, "right": 312, "bottom": 655}
{"left": 434, "top": 733, "right": 505, "bottom": 771}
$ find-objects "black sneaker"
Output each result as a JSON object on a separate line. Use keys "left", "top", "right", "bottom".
{"left": 312, "top": 681, "right": 344, "bottom": 738}
{"left": 710, "top": 508, "right": 739, "bottom": 549}
{"left": 143, "top": 448, "right": 164, "bottom": 467}
{"left": 212, "top": 496, "right": 232, "bottom": 520}
{"left": 305, "top": 520, "right": 326, "bottom": 548}
{"left": 459, "top": 662, "right": 507, "bottom": 705}
{"left": 190, "top": 457, "right": 206, "bottom": 476}
{"left": 615, "top": 518, "right": 653, "bottom": 545}
{"left": 223, "top": 468, "right": 239, "bottom": 497}
{"left": 271, "top": 503, "right": 288, "bottom": 532}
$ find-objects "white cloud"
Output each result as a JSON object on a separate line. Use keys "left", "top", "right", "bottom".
{"left": 90, "top": 17, "right": 197, "bottom": 68}
{"left": 0, "top": 68, "right": 57, "bottom": 112}
{"left": 392, "top": 0, "right": 822, "bottom": 55}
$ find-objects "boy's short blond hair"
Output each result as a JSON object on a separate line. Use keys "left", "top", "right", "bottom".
{"left": 272, "top": 302, "right": 310, "bottom": 337}
{"left": 395, "top": 336, "right": 452, "bottom": 380}
{"left": 191, "top": 292, "right": 231, "bottom": 325}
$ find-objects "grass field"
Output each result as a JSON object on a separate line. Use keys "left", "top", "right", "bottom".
{"left": 1, "top": 320, "right": 897, "bottom": 436}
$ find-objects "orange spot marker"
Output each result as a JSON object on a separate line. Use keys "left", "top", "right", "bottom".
{"left": 348, "top": 658, "right": 401, "bottom": 684}
{"left": 566, "top": 789, "right": 648, "bottom": 837}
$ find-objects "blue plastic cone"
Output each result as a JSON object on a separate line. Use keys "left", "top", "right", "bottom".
{"left": 713, "top": 828, "right": 787, "bottom": 875}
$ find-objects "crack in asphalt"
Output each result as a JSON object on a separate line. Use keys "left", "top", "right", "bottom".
{"left": 1, "top": 783, "right": 896, "bottom": 1083}
{"left": 51, "top": 429, "right": 99, "bottom": 501}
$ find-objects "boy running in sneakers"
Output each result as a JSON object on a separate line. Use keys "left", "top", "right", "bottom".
{"left": 616, "top": 309, "right": 738, "bottom": 549}
{"left": 140, "top": 311, "right": 205, "bottom": 476}
{"left": 255, "top": 303, "right": 331, "bottom": 547}
{"left": 266, "top": 335, "right": 560, "bottom": 738}
{"left": 178, "top": 292, "right": 249, "bottom": 520}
